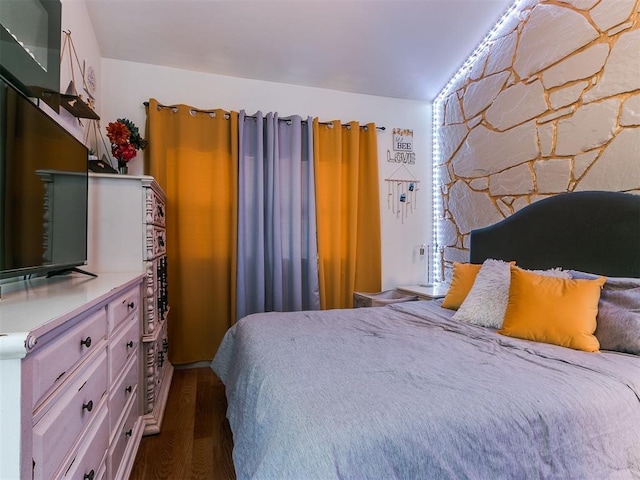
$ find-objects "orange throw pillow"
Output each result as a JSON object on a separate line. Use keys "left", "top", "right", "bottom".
{"left": 441, "top": 262, "right": 482, "bottom": 310}
{"left": 498, "top": 266, "right": 606, "bottom": 352}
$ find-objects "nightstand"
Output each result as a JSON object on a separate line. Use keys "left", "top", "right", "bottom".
{"left": 353, "top": 290, "right": 417, "bottom": 307}
{"left": 396, "top": 284, "right": 449, "bottom": 300}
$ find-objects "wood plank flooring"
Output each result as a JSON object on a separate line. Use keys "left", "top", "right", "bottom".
{"left": 129, "top": 367, "right": 236, "bottom": 479}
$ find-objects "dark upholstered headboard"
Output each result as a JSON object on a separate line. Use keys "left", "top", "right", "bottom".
{"left": 469, "top": 191, "right": 640, "bottom": 278}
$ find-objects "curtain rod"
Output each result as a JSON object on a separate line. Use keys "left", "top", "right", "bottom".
{"left": 143, "top": 101, "right": 386, "bottom": 131}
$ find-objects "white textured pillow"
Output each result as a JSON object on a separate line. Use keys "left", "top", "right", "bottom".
{"left": 453, "top": 259, "right": 571, "bottom": 329}
{"left": 453, "top": 259, "right": 511, "bottom": 328}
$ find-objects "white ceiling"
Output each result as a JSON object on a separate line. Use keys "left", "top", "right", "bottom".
{"left": 84, "top": 0, "right": 515, "bottom": 102}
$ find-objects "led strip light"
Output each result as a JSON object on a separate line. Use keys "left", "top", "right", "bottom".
{"left": 431, "top": 0, "right": 524, "bottom": 283}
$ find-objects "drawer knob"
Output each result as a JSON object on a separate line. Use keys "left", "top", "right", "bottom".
{"left": 126, "top": 340, "right": 134, "bottom": 349}
{"left": 125, "top": 429, "right": 133, "bottom": 437}
{"left": 82, "top": 400, "right": 94, "bottom": 412}
{"left": 84, "top": 470, "right": 95, "bottom": 480}
{"left": 80, "top": 337, "right": 92, "bottom": 348}
{"left": 125, "top": 385, "right": 132, "bottom": 394}
{"left": 127, "top": 301, "right": 135, "bottom": 309}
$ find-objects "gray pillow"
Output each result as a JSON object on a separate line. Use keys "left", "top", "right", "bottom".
{"left": 569, "top": 271, "right": 640, "bottom": 355}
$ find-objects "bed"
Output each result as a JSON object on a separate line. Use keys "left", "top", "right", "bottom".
{"left": 212, "top": 190, "right": 640, "bottom": 479}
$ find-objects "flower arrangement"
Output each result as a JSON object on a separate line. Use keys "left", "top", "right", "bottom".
{"left": 106, "top": 118, "right": 147, "bottom": 171}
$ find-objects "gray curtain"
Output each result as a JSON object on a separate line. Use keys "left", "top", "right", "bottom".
{"left": 236, "top": 111, "right": 320, "bottom": 320}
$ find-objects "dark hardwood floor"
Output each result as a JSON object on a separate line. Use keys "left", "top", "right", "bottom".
{"left": 130, "top": 367, "right": 236, "bottom": 479}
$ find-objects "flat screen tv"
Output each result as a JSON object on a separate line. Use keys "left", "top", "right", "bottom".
{"left": 0, "top": 76, "right": 91, "bottom": 280}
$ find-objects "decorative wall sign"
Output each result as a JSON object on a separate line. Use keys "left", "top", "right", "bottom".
{"left": 393, "top": 128, "right": 413, "bottom": 151}
{"left": 388, "top": 127, "right": 416, "bottom": 164}
{"left": 387, "top": 149, "right": 416, "bottom": 164}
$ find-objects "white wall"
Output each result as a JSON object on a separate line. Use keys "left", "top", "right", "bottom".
{"left": 49, "top": 0, "right": 433, "bottom": 290}
{"left": 100, "top": 59, "right": 432, "bottom": 290}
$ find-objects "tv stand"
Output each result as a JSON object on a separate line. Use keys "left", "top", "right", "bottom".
{"left": 47, "top": 267, "right": 98, "bottom": 278}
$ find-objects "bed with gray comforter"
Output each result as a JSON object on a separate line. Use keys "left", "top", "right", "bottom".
{"left": 212, "top": 191, "right": 640, "bottom": 479}
{"left": 212, "top": 299, "right": 640, "bottom": 479}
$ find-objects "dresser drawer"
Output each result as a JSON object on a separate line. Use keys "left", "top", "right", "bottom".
{"left": 109, "top": 320, "right": 138, "bottom": 384}
{"left": 109, "top": 287, "right": 140, "bottom": 333}
{"left": 142, "top": 321, "right": 169, "bottom": 415}
{"left": 109, "top": 354, "right": 138, "bottom": 434}
{"left": 144, "top": 255, "right": 169, "bottom": 333}
{"left": 109, "top": 393, "right": 139, "bottom": 479}
{"left": 31, "top": 307, "right": 107, "bottom": 409}
{"left": 146, "top": 225, "right": 166, "bottom": 259}
{"left": 145, "top": 187, "right": 166, "bottom": 227}
{"left": 56, "top": 406, "right": 108, "bottom": 480}
{"left": 32, "top": 348, "right": 108, "bottom": 480}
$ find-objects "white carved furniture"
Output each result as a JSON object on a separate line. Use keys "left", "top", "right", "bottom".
{"left": 87, "top": 173, "right": 173, "bottom": 435}
{"left": 0, "top": 272, "right": 144, "bottom": 480}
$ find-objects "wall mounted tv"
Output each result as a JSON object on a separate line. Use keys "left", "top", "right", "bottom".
{"left": 0, "top": 76, "right": 91, "bottom": 280}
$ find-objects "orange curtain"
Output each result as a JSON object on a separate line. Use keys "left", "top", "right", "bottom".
{"left": 313, "top": 120, "right": 381, "bottom": 309}
{"left": 147, "top": 99, "right": 238, "bottom": 364}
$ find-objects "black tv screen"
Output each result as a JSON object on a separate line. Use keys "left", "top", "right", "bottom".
{"left": 0, "top": 76, "right": 88, "bottom": 279}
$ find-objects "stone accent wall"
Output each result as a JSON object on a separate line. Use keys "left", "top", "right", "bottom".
{"left": 435, "top": 0, "right": 640, "bottom": 277}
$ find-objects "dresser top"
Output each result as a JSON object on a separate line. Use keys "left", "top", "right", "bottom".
{"left": 396, "top": 283, "right": 449, "bottom": 299}
{"left": 89, "top": 172, "right": 166, "bottom": 200}
{"left": 89, "top": 172, "right": 155, "bottom": 182}
{"left": 0, "top": 272, "right": 143, "bottom": 357}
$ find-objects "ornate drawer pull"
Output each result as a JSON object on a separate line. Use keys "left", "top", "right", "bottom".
{"left": 84, "top": 470, "right": 95, "bottom": 480}
{"left": 125, "top": 385, "right": 132, "bottom": 394}
{"left": 127, "top": 301, "right": 135, "bottom": 309}
{"left": 80, "top": 337, "right": 92, "bottom": 348}
{"left": 125, "top": 429, "right": 132, "bottom": 437}
{"left": 126, "top": 340, "right": 134, "bottom": 349}
{"left": 82, "top": 400, "right": 93, "bottom": 412}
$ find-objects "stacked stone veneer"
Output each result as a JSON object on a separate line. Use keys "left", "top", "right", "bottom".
{"left": 435, "top": 0, "right": 640, "bottom": 277}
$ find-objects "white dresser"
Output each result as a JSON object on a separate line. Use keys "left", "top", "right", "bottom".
{"left": 87, "top": 173, "right": 173, "bottom": 435}
{"left": 0, "top": 272, "right": 144, "bottom": 480}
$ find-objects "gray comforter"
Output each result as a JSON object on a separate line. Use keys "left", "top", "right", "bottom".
{"left": 211, "top": 300, "right": 640, "bottom": 480}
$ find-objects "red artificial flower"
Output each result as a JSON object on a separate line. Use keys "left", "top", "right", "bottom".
{"left": 106, "top": 121, "right": 131, "bottom": 145}
{"left": 112, "top": 143, "right": 137, "bottom": 162}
